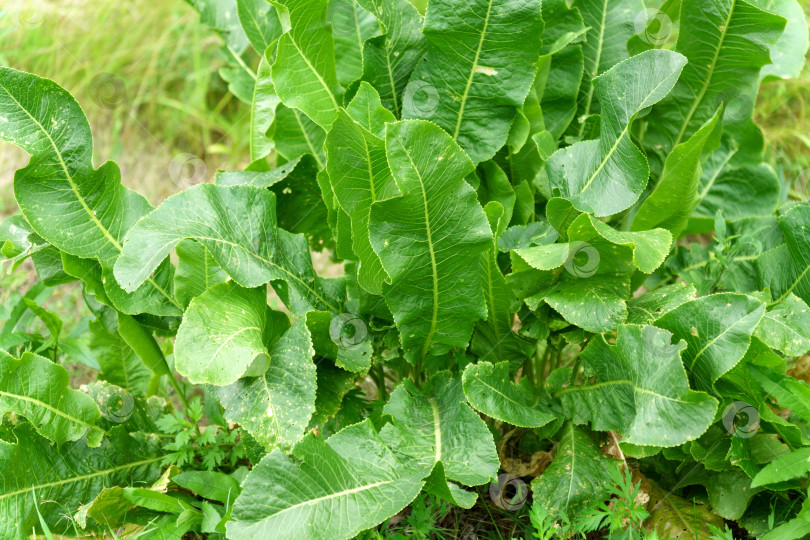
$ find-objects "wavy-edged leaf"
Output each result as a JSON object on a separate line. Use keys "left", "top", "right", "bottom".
{"left": 0, "top": 349, "right": 103, "bottom": 447}
{"left": 325, "top": 83, "right": 398, "bottom": 295}
{"left": 305, "top": 310, "right": 372, "bottom": 373}
{"left": 532, "top": 0, "right": 586, "bottom": 140}
{"left": 187, "top": 0, "right": 250, "bottom": 52}
{"left": 403, "top": 0, "right": 544, "bottom": 163}
{"left": 214, "top": 318, "right": 316, "bottom": 450}
{"left": 271, "top": 104, "right": 326, "bottom": 165}
{"left": 656, "top": 293, "right": 765, "bottom": 391}
{"left": 643, "top": 0, "right": 786, "bottom": 155}
{"left": 175, "top": 282, "right": 269, "bottom": 385}
{"left": 0, "top": 423, "right": 164, "bottom": 537}
{"left": 355, "top": 0, "right": 426, "bottom": 117}
{"left": 369, "top": 120, "right": 491, "bottom": 363}
{"left": 530, "top": 423, "right": 612, "bottom": 517}
{"left": 0, "top": 67, "right": 181, "bottom": 316}
{"left": 227, "top": 419, "right": 425, "bottom": 540}
{"left": 511, "top": 213, "right": 668, "bottom": 332}
{"left": 462, "top": 361, "right": 556, "bottom": 428}
{"left": 472, "top": 203, "right": 534, "bottom": 366}
{"left": 692, "top": 162, "right": 781, "bottom": 226}
{"left": 380, "top": 371, "right": 499, "bottom": 488}
{"left": 114, "top": 184, "right": 342, "bottom": 314}
{"left": 271, "top": 0, "right": 340, "bottom": 128}
{"left": 547, "top": 50, "right": 687, "bottom": 216}
{"left": 560, "top": 325, "right": 717, "bottom": 446}
{"left": 216, "top": 154, "right": 331, "bottom": 248}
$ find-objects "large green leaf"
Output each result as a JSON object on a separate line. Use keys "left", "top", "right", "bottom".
{"left": 462, "top": 361, "right": 556, "bottom": 428}
{"left": 250, "top": 55, "right": 282, "bottom": 162}
{"left": 0, "top": 349, "right": 104, "bottom": 447}
{"left": 644, "top": 482, "right": 725, "bottom": 539}
{"left": 380, "top": 372, "right": 499, "bottom": 487}
{"left": 0, "top": 67, "right": 180, "bottom": 316}
{"left": 325, "top": 83, "right": 398, "bottom": 295}
{"left": 237, "top": 0, "right": 282, "bottom": 54}
{"left": 471, "top": 202, "right": 533, "bottom": 366}
{"left": 532, "top": 0, "right": 586, "bottom": 139}
{"left": 89, "top": 320, "right": 151, "bottom": 396}
{"left": 692, "top": 162, "right": 781, "bottom": 225}
{"left": 369, "top": 120, "right": 491, "bottom": 363}
{"left": 227, "top": 419, "right": 425, "bottom": 540}
{"left": 757, "top": 203, "right": 810, "bottom": 307}
{"left": 560, "top": 325, "right": 717, "bottom": 446}
{"left": 355, "top": 0, "right": 426, "bottom": 117}
{"left": 173, "top": 239, "right": 228, "bottom": 308}
{"left": 187, "top": 0, "right": 250, "bottom": 52}
{"left": 632, "top": 110, "right": 721, "bottom": 238}
{"left": 546, "top": 50, "right": 687, "bottom": 216}
{"left": 512, "top": 213, "right": 670, "bottom": 332}
{"left": 214, "top": 318, "right": 316, "bottom": 450}
{"left": 656, "top": 293, "right": 765, "bottom": 391}
{"left": 626, "top": 282, "right": 697, "bottom": 325}
{"left": 403, "top": 0, "right": 544, "bottom": 163}
{"left": 271, "top": 0, "right": 340, "bottom": 128}
{"left": 271, "top": 104, "right": 326, "bottom": 165}
{"left": 753, "top": 0, "right": 809, "bottom": 80}
{"left": 217, "top": 154, "right": 331, "bottom": 248}
{"left": 754, "top": 293, "right": 810, "bottom": 357}
{"left": 530, "top": 423, "right": 612, "bottom": 517}
{"left": 643, "top": 0, "right": 786, "bottom": 155}
{"left": 329, "top": 0, "right": 379, "bottom": 87}
{"left": 114, "top": 184, "right": 342, "bottom": 314}
{"left": 175, "top": 282, "right": 269, "bottom": 385}
{"left": 0, "top": 423, "right": 164, "bottom": 537}
{"left": 571, "top": 0, "right": 644, "bottom": 138}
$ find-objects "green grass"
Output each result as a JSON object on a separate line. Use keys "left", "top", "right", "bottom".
{"left": 0, "top": 0, "right": 251, "bottom": 212}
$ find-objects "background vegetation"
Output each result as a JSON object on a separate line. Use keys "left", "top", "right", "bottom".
{"left": 1, "top": 0, "right": 810, "bottom": 537}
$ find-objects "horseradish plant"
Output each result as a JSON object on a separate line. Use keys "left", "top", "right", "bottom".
{"left": 1, "top": 0, "right": 810, "bottom": 537}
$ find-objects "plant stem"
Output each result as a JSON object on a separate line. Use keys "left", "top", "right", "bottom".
{"left": 372, "top": 363, "right": 387, "bottom": 401}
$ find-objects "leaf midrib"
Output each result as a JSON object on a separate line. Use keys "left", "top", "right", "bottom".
{"left": 576, "top": 0, "right": 608, "bottom": 138}
{"left": 0, "top": 390, "right": 103, "bottom": 434}
{"left": 672, "top": 0, "right": 735, "bottom": 148}
{"left": 395, "top": 136, "right": 440, "bottom": 360}
{"left": 453, "top": 0, "right": 494, "bottom": 139}
{"left": 430, "top": 399, "right": 442, "bottom": 465}
{"left": 580, "top": 69, "right": 686, "bottom": 195}
{"left": 0, "top": 456, "right": 164, "bottom": 500}
{"left": 284, "top": 33, "right": 339, "bottom": 117}
{"left": 689, "top": 307, "right": 760, "bottom": 371}
{"left": 179, "top": 234, "right": 339, "bottom": 312}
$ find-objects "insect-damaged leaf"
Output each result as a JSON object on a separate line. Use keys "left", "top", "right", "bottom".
{"left": 214, "top": 318, "right": 317, "bottom": 450}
